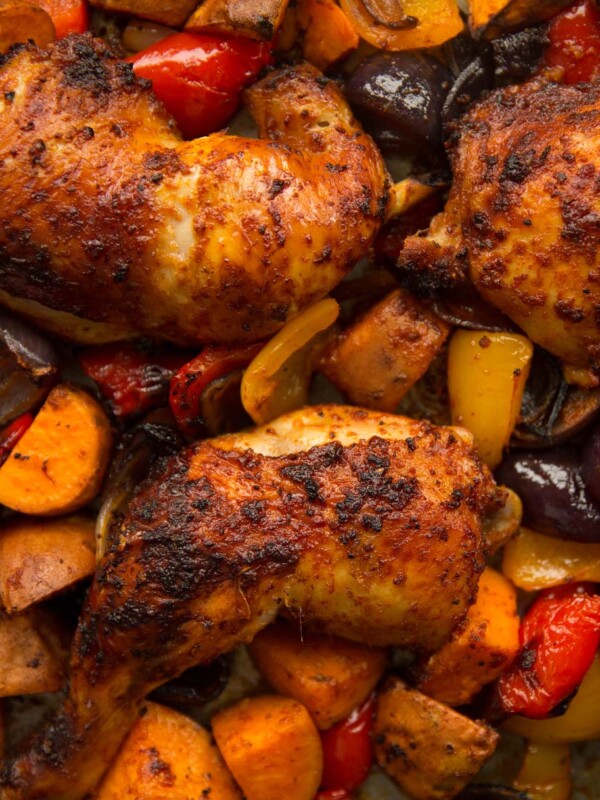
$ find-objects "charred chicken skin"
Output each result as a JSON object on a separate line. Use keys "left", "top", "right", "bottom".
{"left": 0, "top": 35, "right": 388, "bottom": 345}
{"left": 399, "top": 78, "right": 600, "bottom": 374}
{"left": 2, "top": 405, "right": 502, "bottom": 800}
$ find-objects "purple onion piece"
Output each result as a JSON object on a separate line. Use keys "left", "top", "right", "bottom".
{"left": 496, "top": 449, "right": 600, "bottom": 543}
{"left": 582, "top": 425, "right": 600, "bottom": 506}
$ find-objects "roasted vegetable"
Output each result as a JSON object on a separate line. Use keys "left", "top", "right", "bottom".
{"left": 95, "top": 701, "right": 242, "bottom": 799}
{"left": 513, "top": 742, "right": 571, "bottom": 800}
{"left": 0, "top": 515, "right": 95, "bottom": 613}
{"left": 373, "top": 677, "right": 498, "bottom": 800}
{"left": 248, "top": 620, "right": 385, "bottom": 729}
{"left": 546, "top": 0, "right": 600, "bottom": 83}
{"left": 318, "top": 289, "right": 449, "bottom": 412}
{"left": 482, "top": 486, "right": 522, "bottom": 555}
{"left": 448, "top": 331, "right": 534, "bottom": 468}
{"left": 503, "top": 654, "right": 600, "bottom": 742}
{"left": 212, "top": 695, "right": 323, "bottom": 800}
{"left": 25, "top": 0, "right": 87, "bottom": 38}
{"left": 0, "top": 607, "right": 67, "bottom": 696}
{"left": 496, "top": 448, "right": 600, "bottom": 544}
{"left": 185, "top": 0, "right": 289, "bottom": 40}
{"left": 469, "top": 0, "right": 573, "bottom": 39}
{"left": 0, "top": 385, "right": 112, "bottom": 516}
{"left": 0, "top": 413, "right": 32, "bottom": 467}
{"left": 415, "top": 568, "right": 520, "bottom": 706}
{"left": 130, "top": 32, "right": 273, "bottom": 139}
{"left": 502, "top": 527, "right": 600, "bottom": 591}
{"left": 494, "top": 584, "right": 600, "bottom": 719}
{"left": 340, "top": 0, "right": 463, "bottom": 50}
{"left": 89, "top": 0, "right": 197, "bottom": 26}
{"left": 320, "top": 696, "right": 374, "bottom": 793}
{"left": 297, "top": 0, "right": 358, "bottom": 71}
{"left": 0, "top": 0, "right": 54, "bottom": 51}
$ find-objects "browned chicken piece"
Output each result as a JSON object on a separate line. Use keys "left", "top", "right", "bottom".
{"left": 0, "top": 36, "right": 388, "bottom": 345}
{"left": 398, "top": 78, "right": 600, "bottom": 375}
{"left": 1, "top": 405, "right": 503, "bottom": 800}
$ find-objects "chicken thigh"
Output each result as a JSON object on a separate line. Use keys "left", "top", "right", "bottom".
{"left": 0, "top": 36, "right": 388, "bottom": 345}
{"left": 399, "top": 77, "right": 600, "bottom": 375}
{"left": 1, "top": 405, "right": 502, "bottom": 800}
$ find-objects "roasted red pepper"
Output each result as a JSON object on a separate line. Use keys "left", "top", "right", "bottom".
{"left": 79, "top": 343, "right": 188, "bottom": 419}
{"left": 129, "top": 32, "right": 273, "bottom": 139}
{"left": 320, "top": 695, "right": 374, "bottom": 793}
{"left": 546, "top": 0, "right": 600, "bottom": 84}
{"left": 0, "top": 412, "right": 33, "bottom": 466}
{"left": 495, "top": 583, "right": 600, "bottom": 719}
{"left": 169, "top": 342, "right": 264, "bottom": 436}
{"left": 29, "top": 0, "right": 88, "bottom": 38}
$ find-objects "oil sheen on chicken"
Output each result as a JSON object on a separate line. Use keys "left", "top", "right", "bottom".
{"left": 398, "top": 77, "right": 600, "bottom": 375}
{"left": 0, "top": 36, "right": 388, "bottom": 345}
{"left": 1, "top": 405, "right": 503, "bottom": 800}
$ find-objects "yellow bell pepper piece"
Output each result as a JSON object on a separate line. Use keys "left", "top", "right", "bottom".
{"left": 447, "top": 330, "right": 534, "bottom": 468}
{"left": 503, "top": 527, "right": 600, "bottom": 592}
{"left": 514, "top": 742, "right": 571, "bottom": 800}
{"left": 503, "top": 655, "right": 600, "bottom": 743}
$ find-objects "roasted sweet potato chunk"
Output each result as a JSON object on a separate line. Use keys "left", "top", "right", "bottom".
{"left": 212, "top": 695, "right": 323, "bottom": 800}
{"left": 297, "top": 0, "right": 358, "bottom": 71}
{"left": 415, "top": 568, "right": 519, "bottom": 706}
{"left": 0, "top": 385, "right": 112, "bottom": 515}
{"left": 0, "top": 0, "right": 54, "bottom": 51}
{"left": 0, "top": 608, "right": 68, "bottom": 697}
{"left": 185, "top": 0, "right": 288, "bottom": 39}
{"left": 319, "top": 288, "right": 450, "bottom": 412}
{"left": 248, "top": 621, "right": 386, "bottom": 729}
{"left": 0, "top": 515, "right": 95, "bottom": 613}
{"left": 89, "top": 0, "right": 197, "bottom": 26}
{"left": 373, "top": 677, "right": 498, "bottom": 800}
{"left": 96, "top": 701, "right": 242, "bottom": 799}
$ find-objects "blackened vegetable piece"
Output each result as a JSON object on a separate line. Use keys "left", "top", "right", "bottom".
{"left": 442, "top": 54, "right": 493, "bottom": 125}
{"left": 149, "top": 657, "right": 230, "bottom": 709}
{"left": 496, "top": 449, "right": 600, "bottom": 543}
{"left": 345, "top": 52, "right": 452, "bottom": 154}
{"left": 491, "top": 24, "right": 548, "bottom": 86}
{"left": 582, "top": 424, "right": 600, "bottom": 506}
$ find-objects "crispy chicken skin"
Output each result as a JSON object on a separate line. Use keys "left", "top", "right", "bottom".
{"left": 0, "top": 36, "right": 388, "bottom": 345}
{"left": 399, "top": 78, "right": 600, "bottom": 373}
{"left": 2, "top": 406, "right": 502, "bottom": 800}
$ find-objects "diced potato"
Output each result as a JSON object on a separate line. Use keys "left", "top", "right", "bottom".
{"left": 186, "top": 0, "right": 289, "bottom": 39}
{"left": 0, "top": 608, "right": 68, "bottom": 697}
{"left": 503, "top": 655, "right": 600, "bottom": 743}
{"left": 502, "top": 527, "right": 600, "bottom": 592}
{"left": 340, "top": 0, "right": 463, "bottom": 50}
{"left": 0, "top": 515, "right": 95, "bottom": 613}
{"left": 248, "top": 621, "right": 386, "bottom": 729}
{"left": 373, "top": 677, "right": 498, "bottom": 800}
{"left": 0, "top": 385, "right": 112, "bottom": 516}
{"left": 415, "top": 568, "right": 519, "bottom": 706}
{"left": 89, "top": 0, "right": 197, "bottom": 26}
{"left": 514, "top": 742, "right": 571, "bottom": 800}
{"left": 469, "top": 0, "right": 573, "bottom": 39}
{"left": 319, "top": 288, "right": 450, "bottom": 412}
{"left": 447, "top": 330, "right": 533, "bottom": 468}
{"left": 95, "top": 701, "right": 242, "bottom": 799}
{"left": 212, "top": 695, "right": 323, "bottom": 800}
{"left": 297, "top": 0, "right": 359, "bottom": 72}
{"left": 0, "top": 0, "right": 54, "bottom": 52}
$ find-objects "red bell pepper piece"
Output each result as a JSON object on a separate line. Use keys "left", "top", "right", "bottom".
{"left": 28, "top": 0, "right": 88, "bottom": 39}
{"left": 169, "top": 342, "right": 263, "bottom": 436}
{"left": 0, "top": 412, "right": 33, "bottom": 466}
{"left": 129, "top": 32, "right": 273, "bottom": 139}
{"left": 546, "top": 0, "right": 600, "bottom": 84}
{"left": 495, "top": 583, "right": 600, "bottom": 719}
{"left": 320, "top": 695, "right": 374, "bottom": 793}
{"left": 79, "top": 343, "right": 189, "bottom": 419}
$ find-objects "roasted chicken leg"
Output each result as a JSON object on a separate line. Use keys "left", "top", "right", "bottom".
{"left": 399, "top": 78, "right": 600, "bottom": 375}
{"left": 0, "top": 36, "right": 388, "bottom": 345}
{"left": 1, "top": 405, "right": 502, "bottom": 800}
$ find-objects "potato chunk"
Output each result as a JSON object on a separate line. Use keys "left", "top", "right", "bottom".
{"left": 373, "top": 677, "right": 498, "bottom": 800}
{"left": 96, "top": 701, "right": 241, "bottom": 799}
{"left": 0, "top": 515, "right": 95, "bottom": 613}
{"left": 249, "top": 620, "right": 385, "bottom": 729}
{"left": 212, "top": 695, "right": 323, "bottom": 800}
{"left": 0, "top": 385, "right": 111, "bottom": 515}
